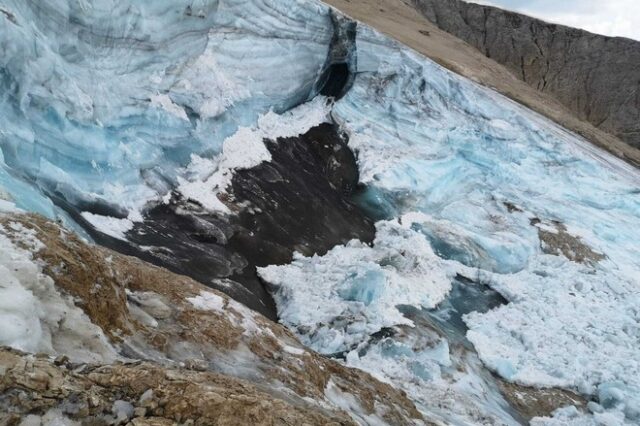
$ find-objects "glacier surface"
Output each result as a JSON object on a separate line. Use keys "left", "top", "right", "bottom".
{"left": 261, "top": 23, "right": 640, "bottom": 426}
{"left": 1, "top": 0, "right": 640, "bottom": 425}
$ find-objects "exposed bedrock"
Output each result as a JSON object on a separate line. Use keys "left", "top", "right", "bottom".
{"left": 411, "top": 0, "right": 640, "bottom": 148}
{"left": 79, "top": 123, "right": 374, "bottom": 320}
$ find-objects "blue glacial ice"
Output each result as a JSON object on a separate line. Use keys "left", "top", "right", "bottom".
{"left": 259, "top": 219, "right": 452, "bottom": 355}
{"left": 2, "top": 0, "right": 640, "bottom": 425}
{"left": 0, "top": 0, "right": 332, "bottom": 227}
{"left": 260, "top": 24, "right": 640, "bottom": 426}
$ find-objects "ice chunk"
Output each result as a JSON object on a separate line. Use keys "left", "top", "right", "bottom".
{"left": 258, "top": 218, "right": 451, "bottom": 355}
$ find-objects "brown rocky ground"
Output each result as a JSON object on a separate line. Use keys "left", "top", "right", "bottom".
{"left": 0, "top": 213, "right": 425, "bottom": 426}
{"left": 533, "top": 220, "right": 605, "bottom": 265}
{"left": 323, "top": 0, "right": 640, "bottom": 167}
{"left": 0, "top": 347, "right": 355, "bottom": 426}
{"left": 498, "top": 381, "right": 586, "bottom": 422}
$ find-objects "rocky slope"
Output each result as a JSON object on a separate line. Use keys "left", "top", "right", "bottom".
{"left": 1, "top": 347, "right": 356, "bottom": 426}
{"left": 0, "top": 213, "right": 423, "bottom": 425}
{"left": 411, "top": 0, "right": 640, "bottom": 149}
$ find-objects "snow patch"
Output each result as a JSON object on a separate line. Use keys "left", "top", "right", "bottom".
{"left": 80, "top": 212, "right": 134, "bottom": 241}
{"left": 0, "top": 221, "right": 118, "bottom": 363}
{"left": 177, "top": 96, "right": 332, "bottom": 213}
{"left": 187, "top": 291, "right": 225, "bottom": 313}
{"left": 149, "top": 93, "right": 189, "bottom": 121}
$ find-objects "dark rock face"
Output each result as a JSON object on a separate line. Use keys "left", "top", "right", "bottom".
{"left": 81, "top": 123, "right": 375, "bottom": 320}
{"left": 229, "top": 123, "right": 373, "bottom": 268}
{"left": 412, "top": 0, "right": 640, "bottom": 148}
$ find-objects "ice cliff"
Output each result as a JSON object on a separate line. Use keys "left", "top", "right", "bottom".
{"left": 1, "top": 1, "right": 639, "bottom": 425}
{"left": 0, "top": 0, "right": 331, "bottom": 223}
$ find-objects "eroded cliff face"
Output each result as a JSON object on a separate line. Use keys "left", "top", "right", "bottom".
{"left": 0, "top": 213, "right": 423, "bottom": 426}
{"left": 411, "top": 0, "right": 640, "bottom": 149}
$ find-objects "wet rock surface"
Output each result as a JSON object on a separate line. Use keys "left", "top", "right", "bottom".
{"left": 412, "top": 0, "right": 640, "bottom": 149}
{"left": 498, "top": 380, "right": 587, "bottom": 422}
{"left": 79, "top": 123, "right": 374, "bottom": 320}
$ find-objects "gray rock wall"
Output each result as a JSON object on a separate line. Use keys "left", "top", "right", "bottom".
{"left": 412, "top": 0, "right": 640, "bottom": 148}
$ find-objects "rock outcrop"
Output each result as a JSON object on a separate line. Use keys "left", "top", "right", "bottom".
{"left": 0, "top": 213, "right": 424, "bottom": 425}
{"left": 411, "top": 0, "right": 640, "bottom": 149}
{"left": 70, "top": 123, "right": 374, "bottom": 322}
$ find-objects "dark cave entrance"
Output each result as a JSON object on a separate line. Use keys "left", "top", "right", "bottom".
{"left": 318, "top": 62, "right": 351, "bottom": 98}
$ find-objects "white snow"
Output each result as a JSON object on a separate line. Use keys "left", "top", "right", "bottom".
{"left": 281, "top": 344, "right": 306, "bottom": 356}
{"left": 80, "top": 212, "right": 134, "bottom": 241}
{"left": 0, "top": 219, "right": 119, "bottom": 363}
{"left": 187, "top": 290, "right": 265, "bottom": 337}
{"left": 187, "top": 291, "right": 225, "bottom": 313}
{"left": 531, "top": 405, "right": 633, "bottom": 426}
{"left": 258, "top": 218, "right": 452, "bottom": 355}
{"left": 177, "top": 96, "right": 333, "bottom": 213}
{"left": 465, "top": 255, "right": 640, "bottom": 398}
{"left": 149, "top": 93, "right": 189, "bottom": 121}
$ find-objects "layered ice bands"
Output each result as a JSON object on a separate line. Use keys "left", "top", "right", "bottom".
{"left": 1, "top": 0, "right": 639, "bottom": 425}
{"left": 0, "top": 0, "right": 332, "bottom": 227}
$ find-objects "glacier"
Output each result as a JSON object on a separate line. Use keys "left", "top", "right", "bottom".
{"left": 0, "top": 0, "right": 332, "bottom": 226}
{"left": 1, "top": 0, "right": 640, "bottom": 425}
{"left": 262, "top": 23, "right": 640, "bottom": 426}
{"left": 336, "top": 26, "right": 640, "bottom": 423}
